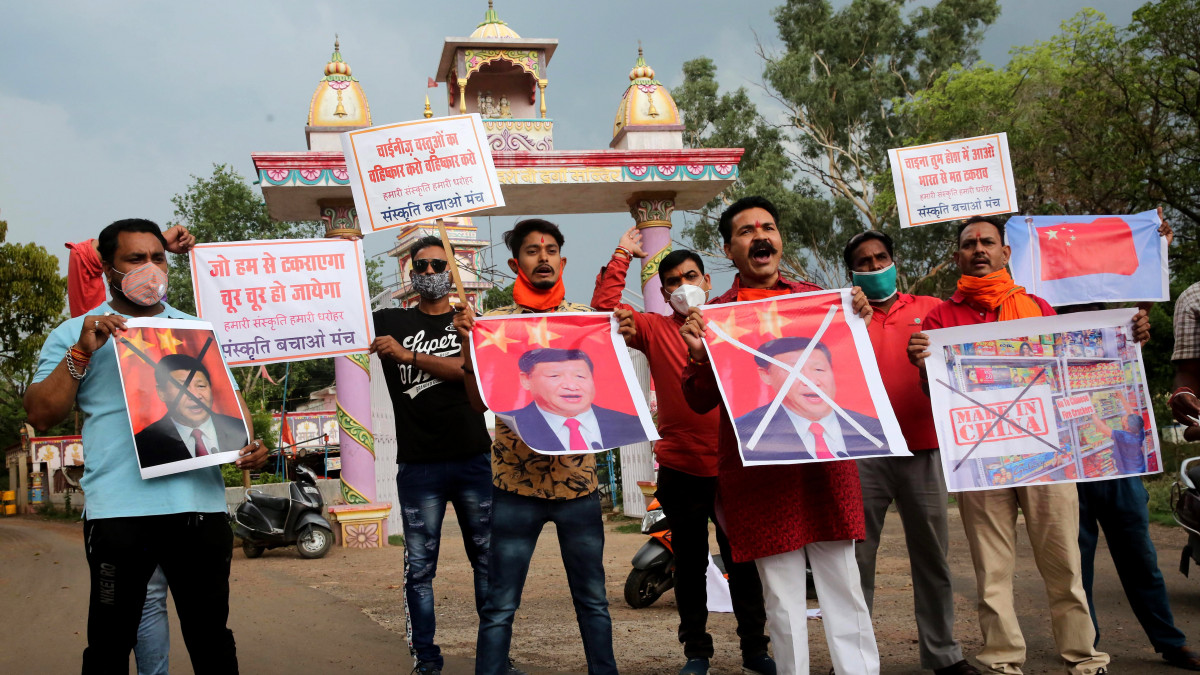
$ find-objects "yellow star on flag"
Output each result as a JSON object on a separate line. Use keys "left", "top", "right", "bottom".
{"left": 1045, "top": 229, "right": 1059, "bottom": 239}
{"left": 708, "top": 310, "right": 752, "bottom": 346}
{"left": 157, "top": 328, "right": 184, "bottom": 354}
{"left": 526, "top": 318, "right": 562, "bottom": 348}
{"left": 477, "top": 322, "right": 519, "bottom": 353}
{"left": 119, "top": 330, "right": 155, "bottom": 359}
{"left": 757, "top": 300, "right": 793, "bottom": 339}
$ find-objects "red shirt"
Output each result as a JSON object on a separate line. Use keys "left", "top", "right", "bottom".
{"left": 682, "top": 275, "right": 865, "bottom": 562}
{"left": 867, "top": 294, "right": 943, "bottom": 451}
{"left": 591, "top": 255, "right": 720, "bottom": 477}
{"left": 923, "top": 289, "right": 1056, "bottom": 330}
{"left": 65, "top": 239, "right": 105, "bottom": 318}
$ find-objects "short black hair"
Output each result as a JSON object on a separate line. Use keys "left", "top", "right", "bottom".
{"left": 718, "top": 196, "right": 780, "bottom": 245}
{"left": 504, "top": 219, "right": 565, "bottom": 258}
{"left": 658, "top": 249, "right": 705, "bottom": 282}
{"left": 412, "top": 235, "right": 453, "bottom": 260}
{"left": 753, "top": 337, "right": 832, "bottom": 369}
{"left": 842, "top": 230, "right": 894, "bottom": 270}
{"left": 517, "top": 347, "right": 594, "bottom": 374}
{"left": 956, "top": 216, "right": 1005, "bottom": 244}
{"left": 154, "top": 354, "right": 211, "bottom": 390}
{"left": 97, "top": 219, "right": 169, "bottom": 263}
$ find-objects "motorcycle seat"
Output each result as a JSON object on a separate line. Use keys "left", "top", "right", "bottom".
{"left": 246, "top": 491, "right": 290, "bottom": 511}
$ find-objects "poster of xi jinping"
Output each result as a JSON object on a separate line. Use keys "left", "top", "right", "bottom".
{"left": 469, "top": 313, "right": 659, "bottom": 454}
{"left": 700, "top": 289, "right": 909, "bottom": 466}
{"left": 924, "top": 309, "right": 1160, "bottom": 492}
{"left": 114, "top": 317, "right": 250, "bottom": 479}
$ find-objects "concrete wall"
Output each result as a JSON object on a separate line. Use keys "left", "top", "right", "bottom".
{"left": 224, "top": 478, "right": 342, "bottom": 514}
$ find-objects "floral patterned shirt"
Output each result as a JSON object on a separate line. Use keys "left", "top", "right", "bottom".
{"left": 484, "top": 301, "right": 600, "bottom": 500}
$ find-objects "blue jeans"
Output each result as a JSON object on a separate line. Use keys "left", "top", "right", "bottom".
{"left": 1078, "top": 476, "right": 1186, "bottom": 652}
{"left": 135, "top": 566, "right": 170, "bottom": 675}
{"left": 397, "top": 454, "right": 493, "bottom": 669}
{"left": 476, "top": 489, "right": 616, "bottom": 675}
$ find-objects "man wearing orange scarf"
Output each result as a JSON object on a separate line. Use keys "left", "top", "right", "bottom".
{"left": 454, "top": 218, "right": 621, "bottom": 675}
{"left": 908, "top": 217, "right": 1147, "bottom": 675}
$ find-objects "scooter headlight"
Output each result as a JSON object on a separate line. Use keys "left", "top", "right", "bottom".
{"left": 641, "top": 509, "right": 666, "bottom": 534}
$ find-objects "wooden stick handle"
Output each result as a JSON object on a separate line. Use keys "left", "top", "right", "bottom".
{"left": 436, "top": 218, "right": 469, "bottom": 306}
{"left": 242, "top": 469, "right": 251, "bottom": 489}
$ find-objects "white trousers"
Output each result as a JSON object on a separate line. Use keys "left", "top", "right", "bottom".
{"left": 755, "top": 540, "right": 880, "bottom": 675}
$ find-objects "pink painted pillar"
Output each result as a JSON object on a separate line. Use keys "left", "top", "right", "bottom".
{"left": 629, "top": 194, "right": 676, "bottom": 316}
{"left": 334, "top": 354, "right": 375, "bottom": 503}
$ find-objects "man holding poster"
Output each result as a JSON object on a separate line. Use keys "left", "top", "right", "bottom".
{"left": 842, "top": 230, "right": 977, "bottom": 675}
{"left": 680, "top": 196, "right": 880, "bottom": 675}
{"left": 907, "top": 216, "right": 1150, "bottom": 675}
{"left": 454, "top": 219, "right": 620, "bottom": 675}
{"left": 24, "top": 219, "right": 269, "bottom": 672}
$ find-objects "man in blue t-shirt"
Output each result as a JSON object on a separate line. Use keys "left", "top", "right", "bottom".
{"left": 24, "top": 218, "right": 269, "bottom": 673}
{"left": 1088, "top": 397, "right": 1147, "bottom": 475}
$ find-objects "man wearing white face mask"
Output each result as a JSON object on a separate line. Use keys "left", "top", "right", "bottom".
{"left": 843, "top": 231, "right": 978, "bottom": 675}
{"left": 592, "top": 228, "right": 774, "bottom": 675}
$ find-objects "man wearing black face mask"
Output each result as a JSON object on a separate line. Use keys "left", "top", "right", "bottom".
{"left": 370, "top": 235, "right": 496, "bottom": 675}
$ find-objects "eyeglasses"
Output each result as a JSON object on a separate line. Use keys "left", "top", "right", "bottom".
{"left": 412, "top": 258, "right": 448, "bottom": 273}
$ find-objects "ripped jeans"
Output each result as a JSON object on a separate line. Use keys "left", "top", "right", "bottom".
{"left": 396, "top": 454, "right": 493, "bottom": 669}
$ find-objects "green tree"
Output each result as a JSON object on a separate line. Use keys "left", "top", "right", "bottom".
{"left": 482, "top": 282, "right": 514, "bottom": 311}
{"left": 675, "top": 0, "right": 1000, "bottom": 293}
{"left": 0, "top": 220, "right": 70, "bottom": 448}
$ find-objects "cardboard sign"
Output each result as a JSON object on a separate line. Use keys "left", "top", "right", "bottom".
{"left": 889, "top": 132, "right": 1018, "bottom": 228}
{"left": 190, "top": 238, "right": 374, "bottom": 366}
{"left": 698, "top": 289, "right": 910, "bottom": 466}
{"left": 341, "top": 114, "right": 504, "bottom": 233}
{"left": 469, "top": 313, "right": 659, "bottom": 454}
{"left": 925, "top": 309, "right": 1160, "bottom": 491}
{"left": 1056, "top": 394, "right": 1097, "bottom": 422}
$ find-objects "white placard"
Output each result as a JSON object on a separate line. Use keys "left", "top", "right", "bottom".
{"left": 189, "top": 238, "right": 374, "bottom": 366}
{"left": 889, "top": 132, "right": 1018, "bottom": 228}
{"left": 1056, "top": 394, "right": 1097, "bottom": 422}
{"left": 341, "top": 113, "right": 504, "bottom": 233}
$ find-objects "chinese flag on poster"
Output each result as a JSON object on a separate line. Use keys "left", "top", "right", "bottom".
{"left": 469, "top": 313, "right": 659, "bottom": 455}
{"left": 699, "top": 289, "right": 909, "bottom": 466}
{"left": 1038, "top": 217, "right": 1138, "bottom": 281}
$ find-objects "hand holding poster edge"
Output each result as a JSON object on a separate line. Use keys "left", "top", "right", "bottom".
{"left": 467, "top": 312, "right": 660, "bottom": 454}
{"left": 923, "top": 307, "right": 1160, "bottom": 491}
{"left": 698, "top": 288, "right": 910, "bottom": 466}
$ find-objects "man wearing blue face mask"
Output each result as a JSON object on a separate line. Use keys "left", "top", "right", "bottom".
{"left": 843, "top": 231, "right": 978, "bottom": 675}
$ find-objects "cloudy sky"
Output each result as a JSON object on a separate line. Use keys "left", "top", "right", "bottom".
{"left": 0, "top": 0, "right": 1143, "bottom": 305}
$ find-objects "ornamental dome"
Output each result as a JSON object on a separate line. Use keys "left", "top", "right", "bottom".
{"left": 470, "top": 1, "right": 520, "bottom": 39}
{"left": 612, "top": 47, "right": 681, "bottom": 139}
{"left": 307, "top": 37, "right": 372, "bottom": 127}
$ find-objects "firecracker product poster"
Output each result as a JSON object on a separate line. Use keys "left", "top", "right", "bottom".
{"left": 114, "top": 318, "right": 250, "bottom": 479}
{"left": 700, "top": 289, "right": 910, "bottom": 466}
{"left": 924, "top": 309, "right": 1160, "bottom": 492}
{"left": 469, "top": 313, "right": 659, "bottom": 454}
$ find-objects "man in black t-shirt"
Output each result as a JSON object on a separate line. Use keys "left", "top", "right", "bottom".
{"left": 372, "top": 235, "right": 495, "bottom": 675}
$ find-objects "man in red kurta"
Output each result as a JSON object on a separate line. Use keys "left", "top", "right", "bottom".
{"left": 680, "top": 196, "right": 879, "bottom": 675}
{"left": 907, "top": 216, "right": 1145, "bottom": 675}
{"left": 844, "top": 231, "right": 978, "bottom": 675}
{"left": 592, "top": 229, "right": 772, "bottom": 675}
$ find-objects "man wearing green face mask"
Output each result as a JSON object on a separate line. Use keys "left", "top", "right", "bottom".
{"left": 843, "top": 231, "right": 979, "bottom": 675}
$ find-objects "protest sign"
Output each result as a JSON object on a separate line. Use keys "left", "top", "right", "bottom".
{"left": 113, "top": 318, "right": 250, "bottom": 479}
{"left": 699, "top": 289, "right": 910, "bottom": 466}
{"left": 190, "top": 238, "right": 373, "bottom": 366}
{"left": 341, "top": 113, "right": 504, "bottom": 233}
{"left": 888, "top": 132, "right": 1018, "bottom": 228}
{"left": 925, "top": 309, "right": 1160, "bottom": 492}
{"left": 469, "top": 313, "right": 659, "bottom": 454}
{"left": 1005, "top": 210, "right": 1168, "bottom": 306}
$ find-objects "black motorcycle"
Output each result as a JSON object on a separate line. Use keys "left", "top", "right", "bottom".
{"left": 1173, "top": 456, "right": 1200, "bottom": 576}
{"left": 232, "top": 464, "right": 334, "bottom": 559}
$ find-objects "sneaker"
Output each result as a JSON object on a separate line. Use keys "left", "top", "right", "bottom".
{"left": 679, "top": 658, "right": 710, "bottom": 675}
{"left": 742, "top": 652, "right": 777, "bottom": 675}
{"left": 412, "top": 662, "right": 441, "bottom": 675}
{"left": 1165, "top": 646, "right": 1200, "bottom": 671}
{"left": 505, "top": 657, "right": 528, "bottom": 675}
{"left": 934, "top": 660, "right": 983, "bottom": 675}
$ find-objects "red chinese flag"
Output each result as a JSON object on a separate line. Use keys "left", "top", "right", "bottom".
{"left": 1038, "top": 217, "right": 1138, "bottom": 281}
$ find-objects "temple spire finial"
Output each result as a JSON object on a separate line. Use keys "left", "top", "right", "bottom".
{"left": 424, "top": 94, "right": 433, "bottom": 119}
